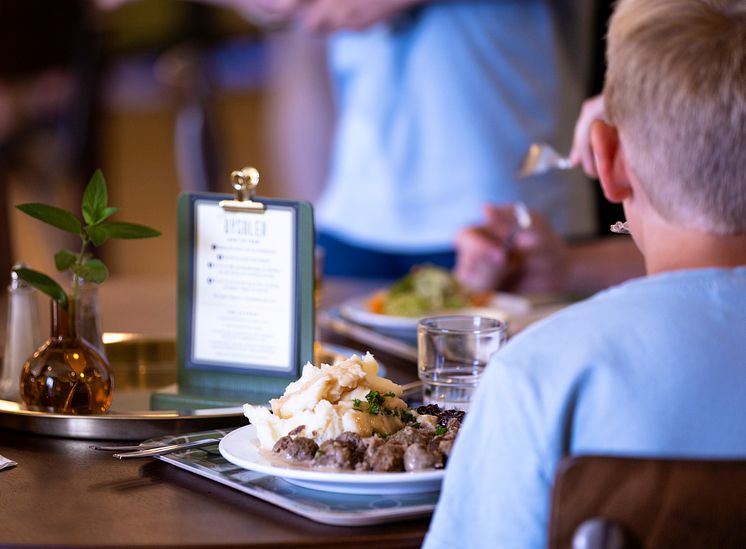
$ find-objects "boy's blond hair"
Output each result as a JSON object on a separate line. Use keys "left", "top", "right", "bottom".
{"left": 604, "top": 0, "right": 746, "bottom": 234}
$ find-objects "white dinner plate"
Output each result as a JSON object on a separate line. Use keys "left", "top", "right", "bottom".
{"left": 339, "top": 291, "right": 532, "bottom": 335}
{"left": 219, "top": 425, "right": 444, "bottom": 495}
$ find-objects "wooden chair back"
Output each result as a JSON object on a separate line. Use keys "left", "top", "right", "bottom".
{"left": 548, "top": 455, "right": 746, "bottom": 549}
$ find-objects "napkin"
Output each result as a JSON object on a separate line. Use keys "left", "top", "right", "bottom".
{"left": 0, "top": 454, "right": 17, "bottom": 471}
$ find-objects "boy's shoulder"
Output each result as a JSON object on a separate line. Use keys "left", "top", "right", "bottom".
{"left": 506, "top": 275, "right": 655, "bottom": 347}
{"left": 498, "top": 267, "right": 746, "bottom": 370}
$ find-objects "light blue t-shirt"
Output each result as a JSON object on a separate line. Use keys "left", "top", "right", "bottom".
{"left": 317, "top": 1, "right": 596, "bottom": 253}
{"left": 425, "top": 267, "right": 746, "bottom": 548}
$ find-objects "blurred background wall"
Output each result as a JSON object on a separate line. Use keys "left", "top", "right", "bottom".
{"left": 1, "top": 0, "right": 332, "bottom": 285}
{"left": 98, "top": 0, "right": 271, "bottom": 280}
{"left": 0, "top": 0, "right": 336, "bottom": 335}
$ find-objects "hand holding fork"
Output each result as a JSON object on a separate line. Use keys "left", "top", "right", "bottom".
{"left": 518, "top": 95, "right": 629, "bottom": 234}
{"left": 454, "top": 204, "right": 568, "bottom": 293}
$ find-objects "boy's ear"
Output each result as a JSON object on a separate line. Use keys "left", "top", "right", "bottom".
{"left": 591, "top": 120, "right": 632, "bottom": 203}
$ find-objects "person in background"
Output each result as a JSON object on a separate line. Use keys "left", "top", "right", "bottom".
{"left": 454, "top": 91, "right": 645, "bottom": 295}
{"left": 218, "top": 0, "right": 598, "bottom": 280}
{"left": 426, "top": 0, "right": 746, "bottom": 546}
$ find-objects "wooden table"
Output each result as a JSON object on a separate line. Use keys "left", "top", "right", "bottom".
{"left": 0, "top": 278, "right": 430, "bottom": 548}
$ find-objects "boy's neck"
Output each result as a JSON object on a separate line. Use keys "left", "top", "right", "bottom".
{"left": 642, "top": 223, "right": 746, "bottom": 275}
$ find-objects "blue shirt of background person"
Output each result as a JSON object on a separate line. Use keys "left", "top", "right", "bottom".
{"left": 316, "top": 1, "right": 596, "bottom": 277}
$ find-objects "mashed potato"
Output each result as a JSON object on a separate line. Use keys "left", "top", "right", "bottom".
{"left": 244, "top": 353, "right": 408, "bottom": 449}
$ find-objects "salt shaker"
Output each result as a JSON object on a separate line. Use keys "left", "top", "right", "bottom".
{"left": 0, "top": 268, "right": 42, "bottom": 401}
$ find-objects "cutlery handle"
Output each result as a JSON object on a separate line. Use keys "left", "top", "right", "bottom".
{"left": 113, "top": 438, "right": 221, "bottom": 459}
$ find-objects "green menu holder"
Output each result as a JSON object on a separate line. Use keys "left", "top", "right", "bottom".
{"left": 151, "top": 168, "right": 314, "bottom": 410}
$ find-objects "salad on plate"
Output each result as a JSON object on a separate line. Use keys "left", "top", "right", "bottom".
{"left": 367, "top": 265, "right": 491, "bottom": 318}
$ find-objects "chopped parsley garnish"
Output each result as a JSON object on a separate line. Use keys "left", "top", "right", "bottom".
{"left": 365, "top": 390, "right": 386, "bottom": 415}
{"left": 435, "top": 425, "right": 447, "bottom": 437}
{"left": 399, "top": 409, "right": 417, "bottom": 424}
{"left": 359, "top": 391, "right": 401, "bottom": 416}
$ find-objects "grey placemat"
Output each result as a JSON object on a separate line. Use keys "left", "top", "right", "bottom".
{"left": 150, "top": 429, "right": 438, "bottom": 526}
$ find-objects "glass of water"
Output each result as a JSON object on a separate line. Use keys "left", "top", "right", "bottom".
{"left": 417, "top": 316, "right": 507, "bottom": 411}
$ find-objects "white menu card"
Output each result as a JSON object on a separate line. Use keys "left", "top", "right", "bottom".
{"left": 192, "top": 200, "right": 295, "bottom": 371}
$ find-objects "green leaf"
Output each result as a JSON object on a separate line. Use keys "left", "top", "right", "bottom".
{"left": 86, "top": 225, "right": 109, "bottom": 247}
{"left": 54, "top": 249, "right": 78, "bottom": 271}
{"left": 82, "top": 169, "right": 108, "bottom": 225}
{"left": 16, "top": 203, "right": 81, "bottom": 234}
{"left": 12, "top": 267, "right": 68, "bottom": 310}
{"left": 101, "top": 206, "right": 119, "bottom": 222}
{"left": 72, "top": 258, "right": 108, "bottom": 284}
{"left": 99, "top": 221, "right": 161, "bottom": 239}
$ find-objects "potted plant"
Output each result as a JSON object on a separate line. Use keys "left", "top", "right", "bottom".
{"left": 13, "top": 170, "right": 160, "bottom": 414}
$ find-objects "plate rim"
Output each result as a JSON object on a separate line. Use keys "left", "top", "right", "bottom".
{"left": 219, "top": 424, "right": 446, "bottom": 485}
{"left": 338, "top": 291, "right": 532, "bottom": 330}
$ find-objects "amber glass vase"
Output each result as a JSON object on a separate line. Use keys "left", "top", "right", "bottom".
{"left": 20, "top": 300, "right": 112, "bottom": 414}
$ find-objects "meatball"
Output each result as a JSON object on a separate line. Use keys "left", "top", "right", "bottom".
{"left": 272, "top": 436, "right": 318, "bottom": 461}
{"left": 362, "top": 434, "right": 384, "bottom": 459}
{"left": 314, "top": 439, "right": 362, "bottom": 470}
{"left": 335, "top": 432, "right": 363, "bottom": 448}
{"left": 389, "top": 426, "right": 429, "bottom": 446}
{"left": 352, "top": 435, "right": 385, "bottom": 470}
{"left": 404, "top": 443, "right": 444, "bottom": 471}
{"left": 431, "top": 437, "right": 454, "bottom": 457}
{"left": 370, "top": 442, "right": 406, "bottom": 472}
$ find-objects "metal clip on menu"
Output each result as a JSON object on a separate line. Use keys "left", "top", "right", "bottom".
{"left": 219, "top": 166, "right": 265, "bottom": 213}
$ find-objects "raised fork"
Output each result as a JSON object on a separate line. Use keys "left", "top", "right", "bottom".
{"left": 518, "top": 143, "right": 573, "bottom": 178}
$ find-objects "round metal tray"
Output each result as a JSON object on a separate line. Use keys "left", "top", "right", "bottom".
{"left": 0, "top": 335, "right": 360, "bottom": 441}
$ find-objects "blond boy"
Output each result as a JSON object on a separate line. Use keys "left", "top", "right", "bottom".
{"left": 425, "top": 1, "right": 746, "bottom": 547}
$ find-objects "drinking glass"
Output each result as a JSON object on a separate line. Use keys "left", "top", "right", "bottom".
{"left": 417, "top": 315, "right": 507, "bottom": 411}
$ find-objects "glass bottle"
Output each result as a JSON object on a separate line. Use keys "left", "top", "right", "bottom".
{"left": 0, "top": 269, "right": 42, "bottom": 401}
{"left": 20, "top": 299, "right": 113, "bottom": 414}
{"left": 76, "top": 277, "right": 106, "bottom": 359}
